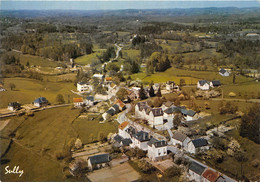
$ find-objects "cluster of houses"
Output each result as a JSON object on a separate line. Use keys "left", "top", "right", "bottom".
{"left": 102, "top": 99, "right": 126, "bottom": 120}
{"left": 73, "top": 96, "right": 95, "bottom": 108}
{"left": 188, "top": 161, "right": 230, "bottom": 182}
{"left": 113, "top": 121, "right": 169, "bottom": 162}
{"left": 7, "top": 97, "right": 49, "bottom": 111}
{"left": 135, "top": 101, "right": 198, "bottom": 129}
{"left": 172, "top": 131, "right": 209, "bottom": 154}
{"left": 197, "top": 80, "right": 221, "bottom": 90}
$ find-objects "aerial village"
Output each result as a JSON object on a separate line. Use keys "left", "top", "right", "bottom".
{"left": 0, "top": 5, "right": 259, "bottom": 182}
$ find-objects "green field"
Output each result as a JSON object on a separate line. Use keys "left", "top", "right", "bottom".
{"left": 0, "top": 77, "right": 78, "bottom": 108}
{"left": 74, "top": 49, "right": 105, "bottom": 65}
{"left": 122, "top": 49, "right": 140, "bottom": 59}
{"left": 0, "top": 106, "right": 80, "bottom": 181}
{"left": 72, "top": 117, "right": 119, "bottom": 144}
{"left": 10, "top": 51, "right": 58, "bottom": 67}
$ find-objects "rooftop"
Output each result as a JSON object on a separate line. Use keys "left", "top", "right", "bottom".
{"left": 202, "top": 169, "right": 220, "bottom": 182}
{"left": 88, "top": 154, "right": 110, "bottom": 165}
{"left": 73, "top": 98, "right": 83, "bottom": 103}
{"left": 189, "top": 161, "right": 206, "bottom": 175}
{"left": 118, "top": 121, "right": 129, "bottom": 130}
{"left": 192, "top": 138, "right": 208, "bottom": 148}
{"left": 172, "top": 131, "right": 187, "bottom": 142}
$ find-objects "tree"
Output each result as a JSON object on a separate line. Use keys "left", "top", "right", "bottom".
{"left": 9, "top": 83, "right": 16, "bottom": 91}
{"left": 116, "top": 88, "right": 128, "bottom": 100}
{"left": 56, "top": 94, "right": 65, "bottom": 104}
{"left": 139, "top": 84, "right": 147, "bottom": 100}
{"left": 180, "top": 79, "right": 186, "bottom": 86}
{"left": 138, "top": 160, "right": 154, "bottom": 173}
{"left": 234, "top": 150, "right": 248, "bottom": 179}
{"left": 149, "top": 85, "right": 155, "bottom": 97}
{"left": 164, "top": 166, "right": 181, "bottom": 178}
{"left": 240, "top": 104, "right": 260, "bottom": 144}
{"left": 173, "top": 112, "right": 183, "bottom": 128}
{"left": 26, "top": 61, "right": 30, "bottom": 67}
{"left": 98, "top": 132, "right": 107, "bottom": 143}
{"left": 233, "top": 73, "right": 236, "bottom": 84}
{"left": 156, "top": 87, "right": 162, "bottom": 97}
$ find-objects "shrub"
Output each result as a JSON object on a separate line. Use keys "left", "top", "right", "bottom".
{"left": 164, "top": 166, "right": 181, "bottom": 178}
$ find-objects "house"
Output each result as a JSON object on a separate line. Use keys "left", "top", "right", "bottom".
{"left": 166, "top": 81, "right": 175, "bottom": 91}
{"left": 216, "top": 175, "right": 229, "bottom": 182}
{"left": 88, "top": 154, "right": 111, "bottom": 171}
{"left": 187, "top": 138, "right": 209, "bottom": 154}
{"left": 210, "top": 80, "right": 221, "bottom": 88}
{"left": 130, "top": 131, "right": 151, "bottom": 151}
{"left": 161, "top": 101, "right": 174, "bottom": 110}
{"left": 0, "top": 85, "right": 6, "bottom": 92}
{"left": 114, "top": 99, "right": 126, "bottom": 111}
{"left": 202, "top": 168, "right": 219, "bottom": 182}
{"left": 77, "top": 82, "right": 93, "bottom": 92}
{"left": 153, "top": 83, "right": 160, "bottom": 92}
{"left": 180, "top": 108, "right": 197, "bottom": 121}
{"left": 84, "top": 96, "right": 94, "bottom": 106}
{"left": 148, "top": 108, "right": 164, "bottom": 127}
{"left": 197, "top": 80, "right": 210, "bottom": 90}
{"left": 219, "top": 68, "right": 230, "bottom": 77}
{"left": 105, "top": 77, "right": 112, "bottom": 83}
{"left": 118, "top": 121, "right": 130, "bottom": 138}
{"left": 34, "top": 97, "right": 48, "bottom": 107}
{"left": 172, "top": 131, "right": 191, "bottom": 150}
{"left": 112, "top": 104, "right": 120, "bottom": 114}
{"left": 147, "top": 138, "right": 168, "bottom": 161}
{"left": 188, "top": 161, "right": 206, "bottom": 182}
{"left": 8, "top": 102, "right": 21, "bottom": 111}
{"left": 73, "top": 98, "right": 84, "bottom": 107}
{"left": 92, "top": 74, "right": 104, "bottom": 79}
{"left": 102, "top": 108, "right": 115, "bottom": 120}
{"left": 121, "top": 138, "right": 132, "bottom": 147}
{"left": 125, "top": 126, "right": 136, "bottom": 138}
{"left": 135, "top": 102, "right": 148, "bottom": 118}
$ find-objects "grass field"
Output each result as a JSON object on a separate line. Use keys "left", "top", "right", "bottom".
{"left": 122, "top": 49, "right": 140, "bottom": 59}
{"left": 0, "top": 106, "right": 80, "bottom": 181}
{"left": 0, "top": 77, "right": 78, "bottom": 108}
{"left": 74, "top": 49, "right": 105, "bottom": 65}
{"left": 72, "top": 117, "right": 119, "bottom": 144}
{"left": 10, "top": 51, "right": 58, "bottom": 68}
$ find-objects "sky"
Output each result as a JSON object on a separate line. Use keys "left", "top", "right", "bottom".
{"left": 1, "top": 1, "right": 260, "bottom": 10}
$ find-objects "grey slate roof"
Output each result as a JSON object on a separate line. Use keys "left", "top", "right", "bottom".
{"left": 189, "top": 161, "right": 206, "bottom": 175}
{"left": 181, "top": 109, "right": 196, "bottom": 117}
{"left": 114, "top": 135, "right": 123, "bottom": 143}
{"left": 121, "top": 138, "right": 132, "bottom": 146}
{"left": 34, "top": 97, "right": 48, "bottom": 104}
{"left": 86, "top": 96, "right": 94, "bottom": 101}
{"left": 163, "top": 101, "right": 174, "bottom": 107}
{"left": 192, "top": 138, "right": 208, "bottom": 148}
{"left": 8, "top": 102, "right": 21, "bottom": 108}
{"left": 107, "top": 108, "right": 115, "bottom": 116}
{"left": 125, "top": 126, "right": 136, "bottom": 136}
{"left": 112, "top": 104, "right": 120, "bottom": 113}
{"left": 211, "top": 80, "right": 221, "bottom": 87}
{"left": 88, "top": 154, "right": 110, "bottom": 165}
{"left": 219, "top": 68, "right": 227, "bottom": 74}
{"left": 172, "top": 132, "right": 187, "bottom": 142}
{"left": 151, "top": 108, "right": 163, "bottom": 117}
{"left": 198, "top": 80, "right": 210, "bottom": 86}
{"left": 216, "top": 176, "right": 227, "bottom": 182}
{"left": 133, "top": 131, "right": 150, "bottom": 142}
{"left": 147, "top": 138, "right": 167, "bottom": 148}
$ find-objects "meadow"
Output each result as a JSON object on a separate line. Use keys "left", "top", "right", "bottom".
{"left": 72, "top": 117, "right": 119, "bottom": 144}
{"left": 0, "top": 77, "right": 78, "bottom": 108}
{"left": 74, "top": 48, "right": 105, "bottom": 65}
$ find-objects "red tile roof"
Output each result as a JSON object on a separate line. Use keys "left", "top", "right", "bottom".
{"left": 114, "top": 99, "right": 125, "bottom": 108}
{"left": 105, "top": 77, "right": 112, "bottom": 81}
{"left": 118, "top": 121, "right": 129, "bottom": 130}
{"left": 73, "top": 98, "right": 83, "bottom": 103}
{"left": 202, "top": 169, "right": 219, "bottom": 182}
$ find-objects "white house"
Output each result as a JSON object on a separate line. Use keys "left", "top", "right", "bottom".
{"left": 187, "top": 138, "right": 209, "bottom": 154}
{"left": 34, "top": 97, "right": 48, "bottom": 107}
{"left": 180, "top": 108, "right": 197, "bottom": 121}
{"left": 8, "top": 102, "right": 21, "bottom": 111}
{"left": 77, "top": 82, "right": 93, "bottom": 92}
{"left": 135, "top": 102, "right": 148, "bottom": 118}
{"left": 73, "top": 98, "right": 84, "bottom": 107}
{"left": 148, "top": 108, "right": 164, "bottom": 127}
{"left": 219, "top": 68, "right": 230, "bottom": 77}
{"left": 92, "top": 74, "right": 104, "bottom": 79}
{"left": 130, "top": 131, "right": 151, "bottom": 151}
{"left": 147, "top": 138, "right": 168, "bottom": 161}
{"left": 87, "top": 154, "right": 111, "bottom": 171}
{"left": 165, "top": 81, "right": 175, "bottom": 91}
{"left": 84, "top": 96, "right": 94, "bottom": 106}
{"left": 172, "top": 131, "right": 191, "bottom": 150}
{"left": 197, "top": 80, "right": 210, "bottom": 90}
{"left": 188, "top": 161, "right": 206, "bottom": 182}
{"left": 118, "top": 121, "right": 130, "bottom": 139}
